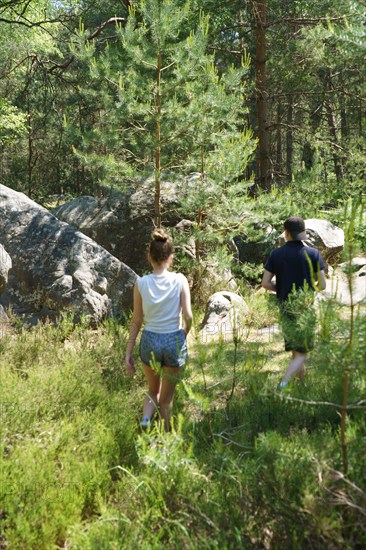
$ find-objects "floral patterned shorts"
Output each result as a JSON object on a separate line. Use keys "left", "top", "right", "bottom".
{"left": 139, "top": 329, "right": 188, "bottom": 368}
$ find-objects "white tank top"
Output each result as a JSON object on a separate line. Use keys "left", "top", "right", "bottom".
{"left": 137, "top": 271, "right": 184, "bottom": 333}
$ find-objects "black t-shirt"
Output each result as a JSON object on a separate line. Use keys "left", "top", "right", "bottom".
{"left": 264, "top": 241, "right": 325, "bottom": 302}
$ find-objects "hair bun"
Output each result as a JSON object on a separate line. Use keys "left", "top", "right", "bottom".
{"left": 152, "top": 229, "right": 168, "bottom": 242}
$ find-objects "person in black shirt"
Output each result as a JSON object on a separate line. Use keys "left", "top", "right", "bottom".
{"left": 262, "top": 216, "right": 326, "bottom": 388}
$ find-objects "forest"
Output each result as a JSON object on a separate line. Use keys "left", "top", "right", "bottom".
{"left": 0, "top": 0, "right": 366, "bottom": 548}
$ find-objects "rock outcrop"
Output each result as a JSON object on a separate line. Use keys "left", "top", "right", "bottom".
{"left": 200, "top": 291, "right": 248, "bottom": 342}
{"left": 0, "top": 244, "right": 12, "bottom": 294}
{"left": 0, "top": 244, "right": 11, "bottom": 334}
{"left": 0, "top": 184, "right": 137, "bottom": 323}
{"left": 322, "top": 256, "right": 366, "bottom": 306}
{"left": 52, "top": 175, "right": 197, "bottom": 274}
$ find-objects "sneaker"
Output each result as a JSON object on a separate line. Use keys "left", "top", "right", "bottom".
{"left": 140, "top": 417, "right": 151, "bottom": 428}
{"left": 278, "top": 380, "right": 289, "bottom": 390}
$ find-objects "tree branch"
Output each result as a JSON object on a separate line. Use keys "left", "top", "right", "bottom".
{"left": 220, "top": 12, "right": 363, "bottom": 33}
{"left": 272, "top": 392, "right": 366, "bottom": 409}
{"left": 87, "top": 17, "right": 125, "bottom": 41}
{"left": 46, "top": 17, "right": 125, "bottom": 74}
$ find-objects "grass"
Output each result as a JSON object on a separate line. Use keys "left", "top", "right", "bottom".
{"left": 0, "top": 295, "right": 365, "bottom": 549}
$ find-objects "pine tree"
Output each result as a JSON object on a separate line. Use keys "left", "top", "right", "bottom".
{"left": 72, "top": 0, "right": 254, "bottom": 226}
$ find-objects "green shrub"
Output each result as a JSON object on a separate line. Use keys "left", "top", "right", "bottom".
{"left": 1, "top": 213, "right": 365, "bottom": 549}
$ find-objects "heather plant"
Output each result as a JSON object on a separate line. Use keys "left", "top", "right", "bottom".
{"left": 1, "top": 199, "right": 365, "bottom": 548}
{"left": 0, "top": 320, "right": 138, "bottom": 549}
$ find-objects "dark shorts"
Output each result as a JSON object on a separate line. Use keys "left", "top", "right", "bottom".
{"left": 139, "top": 329, "right": 188, "bottom": 368}
{"left": 280, "top": 306, "right": 316, "bottom": 353}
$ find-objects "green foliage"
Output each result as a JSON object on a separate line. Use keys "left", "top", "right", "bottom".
{"left": 0, "top": 1, "right": 366, "bottom": 547}
{"left": 0, "top": 319, "right": 139, "bottom": 549}
{"left": 0, "top": 0, "right": 364, "bottom": 198}
{"left": 68, "top": 0, "right": 255, "bottom": 208}
{"left": 280, "top": 285, "right": 317, "bottom": 352}
{"left": 1, "top": 290, "right": 366, "bottom": 549}
{"left": 0, "top": 99, "right": 27, "bottom": 146}
{"left": 243, "top": 291, "right": 278, "bottom": 330}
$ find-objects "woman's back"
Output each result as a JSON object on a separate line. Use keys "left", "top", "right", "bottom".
{"left": 138, "top": 271, "right": 183, "bottom": 333}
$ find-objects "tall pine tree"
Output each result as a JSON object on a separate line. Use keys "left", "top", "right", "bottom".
{"left": 71, "top": 0, "right": 254, "bottom": 226}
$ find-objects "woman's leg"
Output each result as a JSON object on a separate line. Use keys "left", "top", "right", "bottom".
{"left": 142, "top": 363, "right": 160, "bottom": 420}
{"left": 159, "top": 366, "right": 181, "bottom": 431}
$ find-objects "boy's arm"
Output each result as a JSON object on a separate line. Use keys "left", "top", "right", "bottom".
{"left": 261, "top": 269, "right": 276, "bottom": 293}
{"left": 315, "top": 252, "right": 326, "bottom": 290}
{"left": 316, "top": 269, "right": 326, "bottom": 291}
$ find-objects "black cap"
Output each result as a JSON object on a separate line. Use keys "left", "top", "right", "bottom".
{"left": 284, "top": 216, "right": 307, "bottom": 240}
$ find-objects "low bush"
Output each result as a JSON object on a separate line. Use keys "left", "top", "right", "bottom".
{"left": 0, "top": 294, "right": 365, "bottom": 549}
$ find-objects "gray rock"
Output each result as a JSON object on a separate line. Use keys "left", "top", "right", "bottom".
{"left": 174, "top": 219, "right": 196, "bottom": 260}
{"left": 0, "top": 304, "right": 9, "bottom": 339}
{"left": 0, "top": 184, "right": 137, "bottom": 323}
{"left": 0, "top": 244, "right": 12, "bottom": 294}
{"left": 206, "top": 264, "right": 238, "bottom": 291}
{"left": 338, "top": 255, "right": 366, "bottom": 272}
{"left": 322, "top": 263, "right": 366, "bottom": 306}
{"left": 0, "top": 303, "right": 9, "bottom": 321}
{"left": 52, "top": 176, "right": 192, "bottom": 274}
{"left": 279, "top": 218, "right": 344, "bottom": 264}
{"left": 200, "top": 291, "right": 249, "bottom": 342}
{"left": 0, "top": 245, "right": 13, "bottom": 335}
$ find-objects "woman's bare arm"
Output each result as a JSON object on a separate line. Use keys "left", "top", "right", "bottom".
{"left": 180, "top": 275, "right": 193, "bottom": 335}
{"left": 125, "top": 282, "right": 143, "bottom": 375}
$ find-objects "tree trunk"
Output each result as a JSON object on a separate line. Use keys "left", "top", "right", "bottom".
{"left": 254, "top": 0, "right": 271, "bottom": 190}
{"left": 286, "top": 98, "right": 293, "bottom": 182}
{"left": 325, "top": 72, "right": 343, "bottom": 181}
{"left": 275, "top": 103, "right": 282, "bottom": 178}
{"left": 27, "top": 112, "right": 35, "bottom": 198}
{"left": 326, "top": 101, "right": 343, "bottom": 181}
{"left": 340, "top": 101, "right": 348, "bottom": 141}
{"left": 155, "top": 49, "right": 162, "bottom": 228}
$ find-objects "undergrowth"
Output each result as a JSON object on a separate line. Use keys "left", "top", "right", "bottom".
{"left": 0, "top": 291, "right": 365, "bottom": 549}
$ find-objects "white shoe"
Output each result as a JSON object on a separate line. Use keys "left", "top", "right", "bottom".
{"left": 278, "top": 380, "right": 289, "bottom": 390}
{"left": 140, "top": 417, "right": 151, "bottom": 428}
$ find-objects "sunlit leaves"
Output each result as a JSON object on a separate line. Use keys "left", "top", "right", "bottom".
{"left": 0, "top": 99, "right": 27, "bottom": 146}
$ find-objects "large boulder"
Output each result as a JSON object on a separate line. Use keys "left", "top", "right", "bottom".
{"left": 52, "top": 175, "right": 198, "bottom": 274}
{"left": 174, "top": 219, "right": 196, "bottom": 260}
{"left": 0, "top": 184, "right": 137, "bottom": 323}
{"left": 0, "top": 304, "right": 9, "bottom": 339}
{"left": 279, "top": 218, "right": 344, "bottom": 264}
{"left": 0, "top": 244, "right": 11, "bottom": 335}
{"left": 0, "top": 244, "right": 12, "bottom": 294}
{"left": 200, "top": 291, "right": 249, "bottom": 342}
{"left": 322, "top": 257, "right": 366, "bottom": 306}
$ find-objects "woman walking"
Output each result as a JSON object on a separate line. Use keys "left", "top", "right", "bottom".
{"left": 125, "top": 229, "right": 193, "bottom": 431}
